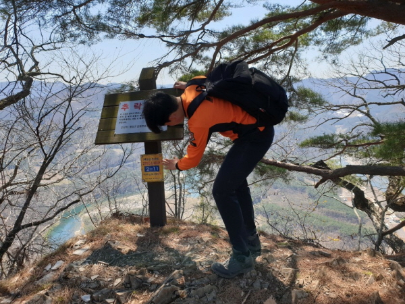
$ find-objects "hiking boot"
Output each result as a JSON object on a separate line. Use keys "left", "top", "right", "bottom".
{"left": 247, "top": 233, "right": 261, "bottom": 258}
{"left": 211, "top": 248, "right": 254, "bottom": 279}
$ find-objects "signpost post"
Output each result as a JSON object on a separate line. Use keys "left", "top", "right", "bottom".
{"left": 95, "top": 67, "right": 184, "bottom": 227}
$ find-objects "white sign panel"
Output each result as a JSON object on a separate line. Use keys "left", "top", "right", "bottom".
{"left": 114, "top": 100, "right": 167, "bottom": 134}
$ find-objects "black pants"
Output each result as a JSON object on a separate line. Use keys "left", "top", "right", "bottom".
{"left": 212, "top": 126, "right": 274, "bottom": 253}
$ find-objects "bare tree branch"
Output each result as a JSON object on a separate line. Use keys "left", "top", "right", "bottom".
{"left": 382, "top": 220, "right": 405, "bottom": 237}
{"left": 384, "top": 33, "right": 405, "bottom": 49}
{"left": 260, "top": 158, "right": 405, "bottom": 188}
{"left": 0, "top": 76, "right": 33, "bottom": 110}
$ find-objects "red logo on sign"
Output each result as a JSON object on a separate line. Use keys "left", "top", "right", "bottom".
{"left": 134, "top": 102, "right": 142, "bottom": 110}
{"left": 121, "top": 103, "right": 129, "bottom": 111}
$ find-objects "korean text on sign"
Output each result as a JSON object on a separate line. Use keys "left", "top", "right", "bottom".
{"left": 141, "top": 154, "right": 164, "bottom": 182}
{"left": 115, "top": 100, "right": 167, "bottom": 134}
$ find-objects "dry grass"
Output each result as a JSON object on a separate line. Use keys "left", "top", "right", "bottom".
{"left": 1, "top": 214, "right": 405, "bottom": 304}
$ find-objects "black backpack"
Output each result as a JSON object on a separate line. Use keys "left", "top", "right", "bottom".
{"left": 186, "top": 60, "right": 288, "bottom": 126}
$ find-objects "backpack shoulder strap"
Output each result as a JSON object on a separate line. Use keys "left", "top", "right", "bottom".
{"left": 185, "top": 78, "right": 209, "bottom": 118}
{"left": 187, "top": 91, "right": 208, "bottom": 118}
{"left": 186, "top": 78, "right": 206, "bottom": 87}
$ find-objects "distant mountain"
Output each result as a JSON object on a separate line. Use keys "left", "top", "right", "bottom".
{"left": 1, "top": 69, "right": 403, "bottom": 139}
{"left": 292, "top": 76, "right": 404, "bottom": 139}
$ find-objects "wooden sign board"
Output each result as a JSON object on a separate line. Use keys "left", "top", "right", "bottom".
{"left": 95, "top": 88, "right": 184, "bottom": 145}
{"left": 141, "top": 153, "right": 164, "bottom": 182}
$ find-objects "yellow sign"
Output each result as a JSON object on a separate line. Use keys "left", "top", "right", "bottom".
{"left": 141, "top": 153, "right": 164, "bottom": 182}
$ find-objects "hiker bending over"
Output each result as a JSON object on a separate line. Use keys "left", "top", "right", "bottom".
{"left": 142, "top": 75, "right": 274, "bottom": 279}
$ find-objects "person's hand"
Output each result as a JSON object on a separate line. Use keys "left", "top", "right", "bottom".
{"left": 174, "top": 81, "right": 187, "bottom": 90}
{"left": 162, "top": 157, "right": 179, "bottom": 170}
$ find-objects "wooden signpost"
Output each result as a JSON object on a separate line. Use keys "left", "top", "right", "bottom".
{"left": 95, "top": 67, "right": 184, "bottom": 227}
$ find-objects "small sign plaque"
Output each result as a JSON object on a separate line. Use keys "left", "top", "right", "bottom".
{"left": 141, "top": 153, "right": 164, "bottom": 182}
{"left": 115, "top": 100, "right": 167, "bottom": 134}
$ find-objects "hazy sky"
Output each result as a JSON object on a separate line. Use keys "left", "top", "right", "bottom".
{"left": 92, "top": 0, "right": 316, "bottom": 86}
{"left": 7, "top": 1, "right": 362, "bottom": 86}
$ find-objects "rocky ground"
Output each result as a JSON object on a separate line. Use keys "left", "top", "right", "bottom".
{"left": 1, "top": 214, "right": 405, "bottom": 304}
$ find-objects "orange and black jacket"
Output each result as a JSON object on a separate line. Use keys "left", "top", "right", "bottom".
{"left": 176, "top": 76, "right": 265, "bottom": 171}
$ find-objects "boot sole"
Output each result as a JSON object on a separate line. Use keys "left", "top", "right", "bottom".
{"left": 211, "top": 264, "right": 254, "bottom": 279}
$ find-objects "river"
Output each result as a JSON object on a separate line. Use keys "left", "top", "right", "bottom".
{"left": 47, "top": 204, "right": 87, "bottom": 246}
